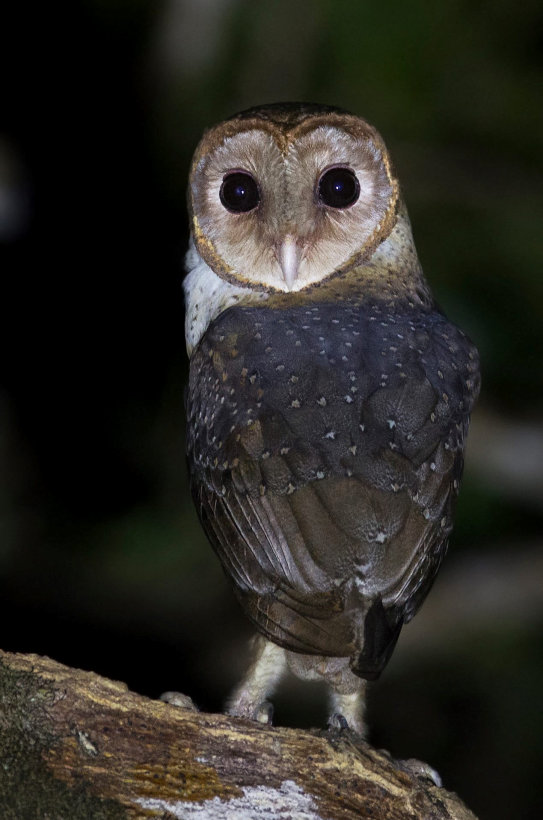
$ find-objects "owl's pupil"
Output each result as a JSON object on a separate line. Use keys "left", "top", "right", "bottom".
{"left": 318, "top": 167, "right": 360, "bottom": 209}
{"left": 220, "top": 172, "right": 260, "bottom": 213}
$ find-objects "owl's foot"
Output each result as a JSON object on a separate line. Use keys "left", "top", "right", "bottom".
{"left": 396, "top": 757, "right": 442, "bottom": 788}
{"left": 159, "top": 691, "right": 199, "bottom": 711}
{"left": 255, "top": 699, "right": 275, "bottom": 724}
{"left": 328, "top": 689, "right": 366, "bottom": 736}
{"left": 327, "top": 712, "right": 350, "bottom": 731}
{"left": 227, "top": 638, "right": 286, "bottom": 725}
{"left": 227, "top": 697, "right": 275, "bottom": 725}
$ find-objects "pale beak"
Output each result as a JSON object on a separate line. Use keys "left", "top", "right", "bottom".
{"left": 276, "top": 235, "right": 304, "bottom": 290}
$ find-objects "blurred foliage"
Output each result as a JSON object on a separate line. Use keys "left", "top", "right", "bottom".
{"left": 2, "top": 1, "right": 543, "bottom": 818}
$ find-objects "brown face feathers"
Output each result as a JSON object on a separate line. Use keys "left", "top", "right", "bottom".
{"left": 189, "top": 108, "right": 399, "bottom": 292}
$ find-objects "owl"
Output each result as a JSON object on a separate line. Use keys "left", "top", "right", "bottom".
{"left": 184, "top": 103, "right": 480, "bottom": 734}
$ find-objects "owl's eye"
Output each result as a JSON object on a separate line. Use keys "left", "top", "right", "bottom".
{"left": 220, "top": 172, "right": 260, "bottom": 213}
{"left": 318, "top": 167, "right": 360, "bottom": 209}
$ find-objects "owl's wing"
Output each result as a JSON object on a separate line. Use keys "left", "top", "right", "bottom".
{"left": 187, "top": 301, "right": 479, "bottom": 678}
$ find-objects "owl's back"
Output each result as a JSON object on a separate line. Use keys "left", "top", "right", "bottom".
{"left": 187, "top": 296, "right": 479, "bottom": 679}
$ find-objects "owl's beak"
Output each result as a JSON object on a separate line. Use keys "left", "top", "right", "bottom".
{"left": 276, "top": 235, "right": 304, "bottom": 290}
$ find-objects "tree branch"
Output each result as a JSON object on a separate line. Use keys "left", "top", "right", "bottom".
{"left": 0, "top": 649, "right": 477, "bottom": 819}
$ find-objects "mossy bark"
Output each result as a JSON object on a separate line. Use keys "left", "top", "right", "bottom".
{"left": 0, "top": 649, "right": 477, "bottom": 819}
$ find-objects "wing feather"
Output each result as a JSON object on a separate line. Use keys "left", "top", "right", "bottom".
{"left": 187, "top": 299, "right": 479, "bottom": 676}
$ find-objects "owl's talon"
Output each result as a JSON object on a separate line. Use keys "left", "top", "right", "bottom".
{"left": 159, "top": 691, "right": 199, "bottom": 711}
{"left": 327, "top": 712, "right": 350, "bottom": 731}
{"left": 255, "top": 700, "right": 274, "bottom": 725}
{"left": 396, "top": 757, "right": 442, "bottom": 788}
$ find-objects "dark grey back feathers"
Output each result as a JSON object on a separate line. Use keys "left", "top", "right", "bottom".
{"left": 187, "top": 298, "right": 479, "bottom": 679}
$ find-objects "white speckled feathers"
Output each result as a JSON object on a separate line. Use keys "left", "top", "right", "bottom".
{"left": 186, "top": 296, "right": 479, "bottom": 677}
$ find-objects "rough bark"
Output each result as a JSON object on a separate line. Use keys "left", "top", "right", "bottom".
{"left": 0, "top": 649, "right": 477, "bottom": 819}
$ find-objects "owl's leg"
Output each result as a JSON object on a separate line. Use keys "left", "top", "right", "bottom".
{"left": 227, "top": 636, "right": 287, "bottom": 724}
{"left": 328, "top": 685, "right": 367, "bottom": 736}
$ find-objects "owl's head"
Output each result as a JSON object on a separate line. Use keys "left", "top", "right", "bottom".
{"left": 188, "top": 103, "right": 400, "bottom": 293}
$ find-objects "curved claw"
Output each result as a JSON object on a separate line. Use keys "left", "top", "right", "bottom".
{"left": 327, "top": 712, "right": 350, "bottom": 731}
{"left": 255, "top": 700, "right": 275, "bottom": 725}
{"left": 397, "top": 757, "right": 442, "bottom": 788}
{"left": 159, "top": 691, "right": 199, "bottom": 711}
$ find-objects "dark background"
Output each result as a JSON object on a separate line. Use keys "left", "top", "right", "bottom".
{"left": 2, "top": 2, "right": 542, "bottom": 817}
